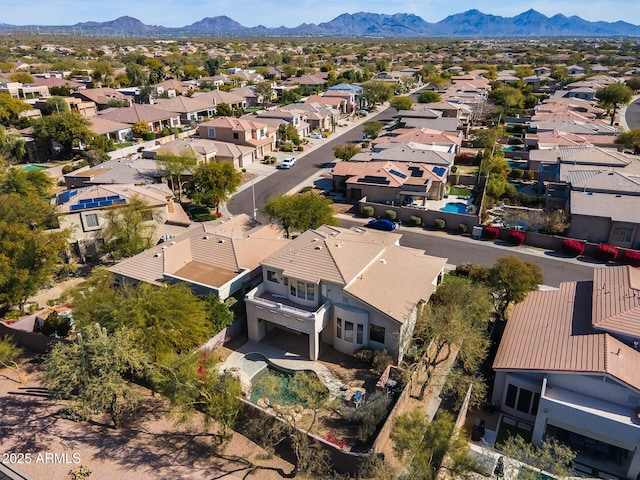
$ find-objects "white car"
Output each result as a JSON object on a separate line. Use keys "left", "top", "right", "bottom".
{"left": 280, "top": 157, "right": 296, "bottom": 169}
{"left": 308, "top": 132, "right": 323, "bottom": 139}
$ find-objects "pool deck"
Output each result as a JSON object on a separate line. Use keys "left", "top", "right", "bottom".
{"left": 219, "top": 340, "right": 346, "bottom": 397}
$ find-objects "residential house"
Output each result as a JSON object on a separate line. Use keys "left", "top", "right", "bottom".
{"left": 146, "top": 137, "right": 255, "bottom": 169}
{"left": 304, "top": 95, "right": 347, "bottom": 113}
{"left": 109, "top": 213, "right": 289, "bottom": 300}
{"left": 63, "top": 157, "right": 163, "bottom": 188}
{"left": 245, "top": 225, "right": 447, "bottom": 362}
{"left": 55, "top": 183, "right": 190, "bottom": 259}
{"left": 72, "top": 88, "right": 131, "bottom": 110}
{"left": 197, "top": 116, "right": 275, "bottom": 164}
{"left": 332, "top": 160, "right": 447, "bottom": 204}
{"left": 152, "top": 95, "right": 217, "bottom": 124}
{"left": 372, "top": 127, "right": 462, "bottom": 154}
{"left": 397, "top": 109, "right": 461, "bottom": 131}
{"left": 252, "top": 110, "right": 310, "bottom": 138}
{"left": 230, "top": 86, "right": 266, "bottom": 108}
{"left": 349, "top": 146, "right": 455, "bottom": 168}
{"left": 190, "top": 89, "right": 247, "bottom": 113}
{"left": 566, "top": 64, "right": 586, "bottom": 76}
{"left": 279, "top": 103, "right": 339, "bottom": 132}
{"left": 492, "top": 266, "right": 640, "bottom": 480}
{"left": 323, "top": 90, "right": 358, "bottom": 113}
{"left": 88, "top": 117, "right": 132, "bottom": 145}
{"left": 97, "top": 104, "right": 181, "bottom": 134}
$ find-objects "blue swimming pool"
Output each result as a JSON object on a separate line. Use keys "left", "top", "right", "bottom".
{"left": 440, "top": 202, "right": 468, "bottom": 214}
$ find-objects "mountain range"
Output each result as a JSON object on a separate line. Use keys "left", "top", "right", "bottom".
{"left": 2, "top": 9, "right": 640, "bottom": 37}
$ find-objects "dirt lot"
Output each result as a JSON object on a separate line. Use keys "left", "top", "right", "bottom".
{"left": 0, "top": 358, "right": 293, "bottom": 480}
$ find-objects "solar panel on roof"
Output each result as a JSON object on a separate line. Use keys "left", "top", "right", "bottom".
{"left": 433, "top": 167, "right": 446, "bottom": 176}
{"left": 388, "top": 169, "right": 407, "bottom": 179}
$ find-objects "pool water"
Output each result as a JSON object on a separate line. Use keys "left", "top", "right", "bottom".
{"left": 440, "top": 202, "right": 468, "bottom": 214}
{"left": 22, "top": 164, "right": 50, "bottom": 171}
{"left": 250, "top": 365, "right": 328, "bottom": 406}
{"left": 240, "top": 353, "right": 328, "bottom": 407}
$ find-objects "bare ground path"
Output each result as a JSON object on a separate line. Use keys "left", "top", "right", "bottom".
{"left": 0, "top": 359, "right": 294, "bottom": 480}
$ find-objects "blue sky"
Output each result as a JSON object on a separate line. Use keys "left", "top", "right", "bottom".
{"left": 3, "top": 0, "right": 639, "bottom": 28}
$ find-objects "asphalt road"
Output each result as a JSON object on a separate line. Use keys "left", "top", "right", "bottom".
{"left": 338, "top": 218, "right": 597, "bottom": 287}
{"left": 227, "top": 107, "right": 398, "bottom": 223}
{"left": 625, "top": 97, "right": 640, "bottom": 130}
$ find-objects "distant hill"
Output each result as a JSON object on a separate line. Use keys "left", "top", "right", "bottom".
{"left": 1, "top": 10, "right": 639, "bottom": 37}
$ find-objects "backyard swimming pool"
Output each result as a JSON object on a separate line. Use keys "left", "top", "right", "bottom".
{"left": 22, "top": 164, "right": 50, "bottom": 172}
{"left": 240, "top": 353, "right": 328, "bottom": 406}
{"left": 440, "top": 202, "right": 468, "bottom": 214}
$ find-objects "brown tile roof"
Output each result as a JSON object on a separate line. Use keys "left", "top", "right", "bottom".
{"left": 109, "top": 214, "right": 288, "bottom": 289}
{"left": 262, "top": 225, "right": 446, "bottom": 324}
{"left": 98, "top": 103, "right": 179, "bottom": 124}
{"left": 344, "top": 245, "right": 446, "bottom": 324}
{"left": 592, "top": 267, "right": 640, "bottom": 340}
{"left": 493, "top": 271, "right": 640, "bottom": 392}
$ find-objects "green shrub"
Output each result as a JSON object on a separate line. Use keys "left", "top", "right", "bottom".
{"left": 194, "top": 213, "right": 218, "bottom": 222}
{"left": 372, "top": 349, "right": 394, "bottom": 374}
{"left": 385, "top": 209, "right": 397, "bottom": 221}
{"left": 297, "top": 145, "right": 304, "bottom": 152}
{"left": 510, "top": 168, "right": 525, "bottom": 179}
{"left": 458, "top": 223, "right": 468, "bottom": 233}
{"left": 434, "top": 218, "right": 446, "bottom": 229}
{"left": 141, "top": 131, "right": 156, "bottom": 141}
{"left": 525, "top": 170, "right": 535, "bottom": 181}
{"left": 299, "top": 186, "right": 313, "bottom": 193}
{"left": 353, "top": 348, "right": 375, "bottom": 363}
{"left": 409, "top": 215, "right": 422, "bottom": 227}
{"left": 280, "top": 143, "right": 293, "bottom": 152}
{"left": 451, "top": 165, "right": 458, "bottom": 173}
{"left": 362, "top": 206, "right": 375, "bottom": 217}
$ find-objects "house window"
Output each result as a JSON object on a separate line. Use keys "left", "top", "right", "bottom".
{"left": 81, "top": 212, "right": 100, "bottom": 231}
{"left": 233, "top": 132, "right": 239, "bottom": 140}
{"left": 505, "top": 383, "right": 539, "bottom": 415}
{"left": 505, "top": 384, "right": 518, "bottom": 409}
{"left": 267, "top": 270, "right": 279, "bottom": 283}
{"left": 207, "top": 127, "right": 216, "bottom": 139}
{"left": 369, "top": 324, "right": 385, "bottom": 344}
{"left": 344, "top": 321, "right": 354, "bottom": 342}
{"left": 288, "top": 279, "right": 316, "bottom": 301}
{"left": 336, "top": 317, "right": 342, "bottom": 339}
{"left": 612, "top": 226, "right": 634, "bottom": 243}
{"left": 284, "top": 277, "right": 289, "bottom": 286}
{"left": 357, "top": 324, "right": 364, "bottom": 344}
{"left": 84, "top": 213, "right": 99, "bottom": 228}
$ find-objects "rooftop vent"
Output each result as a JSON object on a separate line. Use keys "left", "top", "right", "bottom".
{"left": 314, "top": 245, "right": 322, "bottom": 250}
{"left": 218, "top": 239, "right": 225, "bottom": 243}
{"left": 203, "top": 235, "right": 210, "bottom": 240}
{"left": 380, "top": 259, "right": 387, "bottom": 264}
{"left": 170, "top": 241, "right": 176, "bottom": 245}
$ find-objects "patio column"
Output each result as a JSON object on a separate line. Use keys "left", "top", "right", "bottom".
{"left": 309, "top": 331, "right": 319, "bottom": 361}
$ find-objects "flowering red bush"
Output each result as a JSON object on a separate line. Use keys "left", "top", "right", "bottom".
{"left": 596, "top": 243, "right": 619, "bottom": 262}
{"left": 483, "top": 226, "right": 499, "bottom": 240}
{"left": 507, "top": 230, "right": 525, "bottom": 245}
{"left": 562, "top": 239, "right": 585, "bottom": 257}
{"left": 623, "top": 249, "right": 640, "bottom": 267}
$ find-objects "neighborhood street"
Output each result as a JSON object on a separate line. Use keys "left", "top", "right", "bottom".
{"left": 227, "top": 107, "right": 397, "bottom": 223}
{"left": 339, "top": 217, "right": 598, "bottom": 287}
